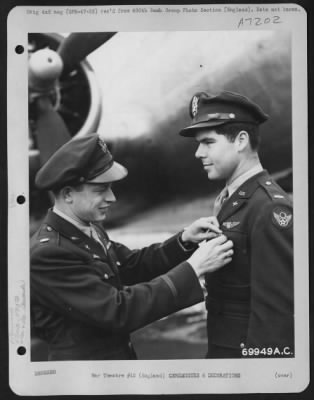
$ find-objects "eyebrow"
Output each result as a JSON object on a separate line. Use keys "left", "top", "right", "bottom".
{"left": 198, "top": 137, "right": 216, "bottom": 144}
{"left": 87, "top": 183, "right": 112, "bottom": 191}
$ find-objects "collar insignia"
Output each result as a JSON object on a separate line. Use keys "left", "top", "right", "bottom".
{"left": 222, "top": 221, "right": 240, "bottom": 229}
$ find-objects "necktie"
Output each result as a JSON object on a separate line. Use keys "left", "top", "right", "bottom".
{"left": 90, "top": 224, "right": 107, "bottom": 255}
{"left": 213, "top": 187, "right": 229, "bottom": 216}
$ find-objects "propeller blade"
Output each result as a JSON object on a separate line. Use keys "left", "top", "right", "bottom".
{"left": 58, "top": 32, "right": 116, "bottom": 73}
{"left": 35, "top": 96, "right": 72, "bottom": 165}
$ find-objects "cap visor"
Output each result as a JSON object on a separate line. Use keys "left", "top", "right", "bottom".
{"left": 179, "top": 121, "right": 227, "bottom": 137}
{"left": 87, "top": 161, "right": 128, "bottom": 183}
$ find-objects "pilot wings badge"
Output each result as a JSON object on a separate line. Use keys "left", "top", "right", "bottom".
{"left": 222, "top": 221, "right": 240, "bottom": 229}
{"left": 272, "top": 207, "right": 293, "bottom": 229}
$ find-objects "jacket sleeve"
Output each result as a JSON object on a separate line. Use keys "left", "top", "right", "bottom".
{"left": 31, "top": 242, "right": 203, "bottom": 335}
{"left": 111, "top": 232, "right": 198, "bottom": 285}
{"left": 247, "top": 201, "right": 294, "bottom": 349}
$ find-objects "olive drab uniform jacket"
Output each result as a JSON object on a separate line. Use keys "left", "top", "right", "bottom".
{"left": 205, "top": 170, "right": 294, "bottom": 358}
{"left": 31, "top": 210, "right": 204, "bottom": 361}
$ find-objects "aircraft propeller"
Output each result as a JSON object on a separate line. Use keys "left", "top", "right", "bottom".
{"left": 28, "top": 32, "right": 116, "bottom": 165}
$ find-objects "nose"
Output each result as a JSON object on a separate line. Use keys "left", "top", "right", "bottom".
{"left": 104, "top": 187, "right": 116, "bottom": 203}
{"left": 195, "top": 143, "right": 205, "bottom": 159}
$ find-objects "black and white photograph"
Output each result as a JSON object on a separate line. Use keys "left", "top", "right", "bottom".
{"left": 7, "top": 4, "right": 309, "bottom": 396}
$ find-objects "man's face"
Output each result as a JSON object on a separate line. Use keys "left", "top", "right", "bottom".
{"left": 70, "top": 183, "right": 116, "bottom": 223}
{"left": 195, "top": 129, "right": 240, "bottom": 181}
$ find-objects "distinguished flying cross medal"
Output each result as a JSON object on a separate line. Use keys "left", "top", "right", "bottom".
{"left": 272, "top": 207, "right": 293, "bottom": 229}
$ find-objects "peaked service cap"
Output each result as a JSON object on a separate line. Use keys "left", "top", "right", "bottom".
{"left": 35, "top": 133, "right": 128, "bottom": 190}
{"left": 179, "top": 90, "right": 269, "bottom": 137}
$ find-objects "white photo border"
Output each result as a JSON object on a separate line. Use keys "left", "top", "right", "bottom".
{"left": 7, "top": 3, "right": 308, "bottom": 395}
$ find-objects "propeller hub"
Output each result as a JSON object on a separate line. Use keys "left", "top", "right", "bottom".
{"left": 28, "top": 48, "right": 63, "bottom": 92}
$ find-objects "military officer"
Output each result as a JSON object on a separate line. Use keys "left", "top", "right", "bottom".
{"left": 31, "top": 132, "right": 233, "bottom": 361}
{"left": 179, "top": 91, "right": 293, "bottom": 358}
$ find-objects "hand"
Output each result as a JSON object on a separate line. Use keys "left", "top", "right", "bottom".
{"left": 187, "top": 235, "right": 233, "bottom": 277}
{"left": 181, "top": 217, "right": 222, "bottom": 244}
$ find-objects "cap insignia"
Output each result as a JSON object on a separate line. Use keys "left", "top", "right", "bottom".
{"left": 98, "top": 137, "right": 108, "bottom": 153}
{"left": 191, "top": 95, "right": 199, "bottom": 118}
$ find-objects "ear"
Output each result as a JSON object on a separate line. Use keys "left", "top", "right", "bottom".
{"left": 60, "top": 186, "right": 75, "bottom": 203}
{"left": 236, "top": 130, "right": 249, "bottom": 151}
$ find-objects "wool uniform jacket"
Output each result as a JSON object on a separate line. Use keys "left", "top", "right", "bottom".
{"left": 205, "top": 170, "right": 294, "bottom": 358}
{"left": 31, "top": 210, "right": 204, "bottom": 361}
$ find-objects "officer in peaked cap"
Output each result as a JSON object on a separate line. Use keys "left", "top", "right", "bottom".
{"left": 179, "top": 91, "right": 294, "bottom": 359}
{"left": 35, "top": 133, "right": 128, "bottom": 190}
{"left": 31, "top": 132, "right": 233, "bottom": 361}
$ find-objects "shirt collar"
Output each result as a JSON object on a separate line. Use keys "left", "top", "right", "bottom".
{"left": 53, "top": 206, "right": 92, "bottom": 237}
{"left": 227, "top": 164, "right": 264, "bottom": 197}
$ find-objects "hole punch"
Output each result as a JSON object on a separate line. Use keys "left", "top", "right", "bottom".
{"left": 15, "top": 45, "right": 24, "bottom": 54}
{"left": 17, "top": 346, "right": 26, "bottom": 355}
{"left": 17, "top": 195, "right": 26, "bottom": 204}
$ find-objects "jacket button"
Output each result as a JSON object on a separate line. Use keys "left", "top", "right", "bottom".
{"left": 104, "top": 273, "right": 109, "bottom": 279}
{"left": 46, "top": 226, "right": 52, "bottom": 232}
{"left": 116, "top": 261, "right": 121, "bottom": 267}
{"left": 265, "top": 181, "right": 272, "bottom": 185}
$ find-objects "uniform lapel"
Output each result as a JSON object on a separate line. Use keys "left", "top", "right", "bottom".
{"left": 45, "top": 210, "right": 108, "bottom": 259}
{"left": 218, "top": 194, "right": 247, "bottom": 222}
{"left": 217, "top": 171, "right": 268, "bottom": 222}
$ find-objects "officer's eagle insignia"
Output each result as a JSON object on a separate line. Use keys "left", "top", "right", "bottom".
{"left": 190, "top": 95, "right": 199, "bottom": 118}
{"left": 98, "top": 137, "right": 108, "bottom": 153}
{"left": 272, "top": 207, "right": 293, "bottom": 229}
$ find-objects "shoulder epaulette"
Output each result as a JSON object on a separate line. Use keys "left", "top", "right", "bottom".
{"left": 258, "top": 178, "right": 292, "bottom": 204}
{"left": 37, "top": 224, "right": 59, "bottom": 245}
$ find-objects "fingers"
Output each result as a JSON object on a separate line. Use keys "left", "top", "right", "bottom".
{"left": 205, "top": 216, "right": 220, "bottom": 227}
{"left": 198, "top": 234, "right": 227, "bottom": 249}
{"left": 209, "top": 234, "right": 228, "bottom": 245}
{"left": 199, "top": 231, "right": 219, "bottom": 242}
{"left": 202, "top": 217, "right": 221, "bottom": 234}
{"left": 222, "top": 257, "right": 232, "bottom": 265}
{"left": 223, "top": 249, "right": 234, "bottom": 258}
{"left": 219, "top": 239, "right": 233, "bottom": 251}
{"left": 206, "top": 223, "right": 222, "bottom": 235}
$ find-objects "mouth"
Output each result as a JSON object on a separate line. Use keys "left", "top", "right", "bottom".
{"left": 99, "top": 206, "right": 110, "bottom": 212}
{"left": 202, "top": 163, "right": 214, "bottom": 169}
